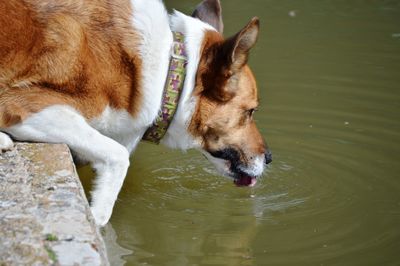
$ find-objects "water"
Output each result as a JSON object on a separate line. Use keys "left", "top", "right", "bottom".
{"left": 79, "top": 1, "right": 400, "bottom": 265}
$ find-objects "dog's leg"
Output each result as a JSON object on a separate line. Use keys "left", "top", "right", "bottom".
{"left": 0, "top": 132, "right": 14, "bottom": 152}
{"left": 4, "top": 105, "right": 130, "bottom": 226}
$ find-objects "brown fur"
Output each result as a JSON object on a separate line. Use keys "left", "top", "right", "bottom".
{"left": 189, "top": 30, "right": 266, "bottom": 162}
{"left": 0, "top": 0, "right": 142, "bottom": 127}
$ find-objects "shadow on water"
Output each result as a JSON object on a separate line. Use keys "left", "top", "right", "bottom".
{"left": 79, "top": 0, "right": 400, "bottom": 265}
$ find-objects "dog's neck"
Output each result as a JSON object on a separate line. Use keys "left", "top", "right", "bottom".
{"left": 129, "top": 1, "right": 215, "bottom": 150}
{"left": 142, "top": 31, "right": 188, "bottom": 143}
{"left": 160, "top": 11, "right": 215, "bottom": 150}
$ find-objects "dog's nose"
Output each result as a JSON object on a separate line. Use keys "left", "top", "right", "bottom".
{"left": 264, "top": 151, "right": 272, "bottom": 165}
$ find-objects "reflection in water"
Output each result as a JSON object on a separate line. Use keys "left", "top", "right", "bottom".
{"left": 105, "top": 153, "right": 307, "bottom": 265}
{"left": 101, "top": 224, "right": 132, "bottom": 266}
{"left": 78, "top": 0, "right": 400, "bottom": 265}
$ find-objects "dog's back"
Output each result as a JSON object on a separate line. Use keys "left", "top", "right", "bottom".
{"left": 0, "top": 0, "right": 143, "bottom": 127}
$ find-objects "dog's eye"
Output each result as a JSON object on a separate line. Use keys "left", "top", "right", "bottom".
{"left": 248, "top": 108, "right": 257, "bottom": 117}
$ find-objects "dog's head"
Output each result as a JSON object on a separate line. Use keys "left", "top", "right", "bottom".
{"left": 189, "top": 0, "right": 272, "bottom": 186}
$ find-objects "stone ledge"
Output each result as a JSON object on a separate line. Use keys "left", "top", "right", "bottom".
{"left": 0, "top": 143, "right": 108, "bottom": 266}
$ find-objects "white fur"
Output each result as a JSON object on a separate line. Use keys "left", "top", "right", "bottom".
{"left": 89, "top": 106, "right": 145, "bottom": 153}
{"left": 161, "top": 11, "right": 215, "bottom": 150}
{"left": 130, "top": 0, "right": 172, "bottom": 128}
{"left": 0, "top": 132, "right": 14, "bottom": 151}
{"left": 239, "top": 155, "right": 265, "bottom": 177}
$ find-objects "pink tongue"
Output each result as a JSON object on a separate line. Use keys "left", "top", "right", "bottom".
{"left": 234, "top": 176, "right": 257, "bottom": 187}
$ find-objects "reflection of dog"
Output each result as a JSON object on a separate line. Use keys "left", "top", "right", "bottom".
{"left": 0, "top": 0, "right": 271, "bottom": 226}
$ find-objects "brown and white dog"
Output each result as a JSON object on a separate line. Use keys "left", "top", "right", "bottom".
{"left": 0, "top": 0, "right": 272, "bottom": 226}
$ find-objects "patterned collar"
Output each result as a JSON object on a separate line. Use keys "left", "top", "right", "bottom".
{"left": 142, "top": 32, "right": 188, "bottom": 144}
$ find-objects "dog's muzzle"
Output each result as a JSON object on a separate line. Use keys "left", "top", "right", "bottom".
{"left": 208, "top": 148, "right": 268, "bottom": 187}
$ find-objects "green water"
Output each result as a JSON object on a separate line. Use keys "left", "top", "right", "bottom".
{"left": 80, "top": 1, "right": 400, "bottom": 265}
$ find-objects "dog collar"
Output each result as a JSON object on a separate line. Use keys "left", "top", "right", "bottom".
{"left": 142, "top": 32, "right": 188, "bottom": 144}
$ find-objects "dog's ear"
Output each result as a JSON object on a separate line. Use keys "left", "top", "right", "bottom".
{"left": 199, "top": 18, "right": 259, "bottom": 102}
{"left": 223, "top": 17, "right": 259, "bottom": 72}
{"left": 192, "top": 0, "right": 224, "bottom": 34}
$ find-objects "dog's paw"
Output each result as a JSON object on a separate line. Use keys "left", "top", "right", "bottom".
{"left": 0, "top": 132, "right": 14, "bottom": 153}
{"left": 90, "top": 205, "right": 112, "bottom": 227}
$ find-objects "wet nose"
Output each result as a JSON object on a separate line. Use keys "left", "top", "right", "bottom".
{"left": 264, "top": 151, "right": 272, "bottom": 165}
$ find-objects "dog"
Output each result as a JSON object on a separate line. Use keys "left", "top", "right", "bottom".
{"left": 0, "top": 0, "right": 272, "bottom": 226}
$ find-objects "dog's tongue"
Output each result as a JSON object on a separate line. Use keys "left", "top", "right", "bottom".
{"left": 234, "top": 176, "right": 257, "bottom": 187}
